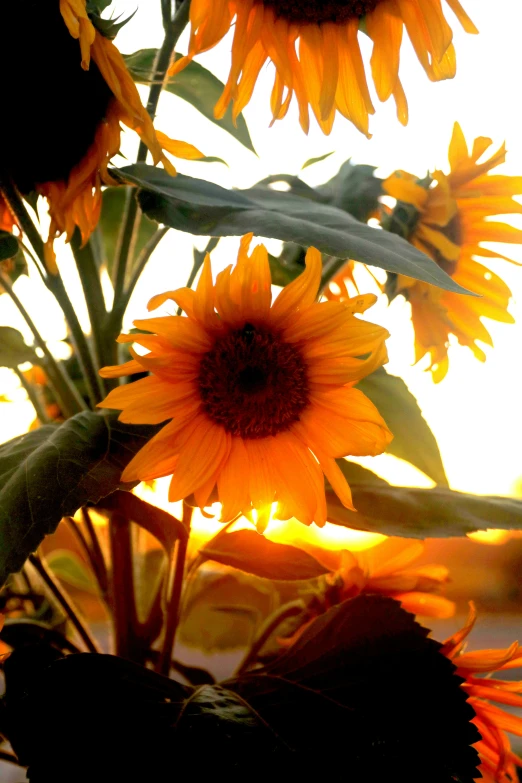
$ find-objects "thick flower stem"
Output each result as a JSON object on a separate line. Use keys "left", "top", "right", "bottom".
{"left": 108, "top": 0, "right": 190, "bottom": 341}
{"left": 109, "top": 512, "right": 139, "bottom": 661}
{"left": 28, "top": 554, "right": 100, "bottom": 654}
{"left": 0, "top": 271, "right": 85, "bottom": 417}
{"left": 156, "top": 501, "right": 192, "bottom": 676}
{"left": 70, "top": 231, "right": 111, "bottom": 380}
{"left": 46, "top": 272, "right": 106, "bottom": 408}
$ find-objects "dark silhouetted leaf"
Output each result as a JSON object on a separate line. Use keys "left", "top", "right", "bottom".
{"left": 326, "top": 485, "right": 522, "bottom": 538}
{"left": 0, "top": 412, "right": 160, "bottom": 586}
{"left": 125, "top": 49, "right": 256, "bottom": 154}
{"left": 358, "top": 367, "right": 448, "bottom": 486}
{"left": 201, "top": 530, "right": 329, "bottom": 581}
{"left": 0, "top": 231, "right": 19, "bottom": 262}
{"left": 317, "top": 160, "right": 383, "bottom": 223}
{"left": 224, "top": 596, "right": 480, "bottom": 782}
{"left": 116, "top": 165, "right": 474, "bottom": 294}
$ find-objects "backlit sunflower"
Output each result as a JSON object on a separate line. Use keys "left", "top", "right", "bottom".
{"left": 442, "top": 605, "right": 522, "bottom": 783}
{"left": 0, "top": 0, "right": 202, "bottom": 273}
{"left": 279, "top": 538, "right": 454, "bottom": 650}
{"left": 383, "top": 122, "right": 522, "bottom": 382}
{"left": 170, "top": 0, "right": 476, "bottom": 135}
{"left": 99, "top": 235, "right": 392, "bottom": 528}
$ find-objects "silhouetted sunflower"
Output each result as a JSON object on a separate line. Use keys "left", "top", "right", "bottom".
{"left": 0, "top": 0, "right": 202, "bottom": 272}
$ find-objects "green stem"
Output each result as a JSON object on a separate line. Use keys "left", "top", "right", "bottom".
{"left": 0, "top": 271, "right": 85, "bottom": 417}
{"left": 28, "top": 553, "right": 100, "bottom": 654}
{"left": 0, "top": 178, "right": 102, "bottom": 407}
{"left": 319, "top": 254, "right": 352, "bottom": 295}
{"left": 236, "top": 600, "right": 306, "bottom": 675}
{"left": 108, "top": 0, "right": 190, "bottom": 340}
{"left": 13, "top": 366, "right": 52, "bottom": 424}
{"left": 161, "top": 0, "right": 172, "bottom": 29}
{"left": 156, "top": 502, "right": 192, "bottom": 675}
{"left": 45, "top": 272, "right": 104, "bottom": 407}
{"left": 70, "top": 231, "right": 110, "bottom": 378}
{"left": 109, "top": 226, "right": 169, "bottom": 333}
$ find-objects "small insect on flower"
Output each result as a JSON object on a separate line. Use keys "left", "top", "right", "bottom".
{"left": 99, "top": 235, "right": 392, "bottom": 528}
{"left": 170, "top": 0, "right": 477, "bottom": 135}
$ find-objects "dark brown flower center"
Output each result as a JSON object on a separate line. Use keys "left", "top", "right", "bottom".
{"left": 1, "top": 0, "right": 113, "bottom": 193}
{"left": 198, "top": 323, "right": 309, "bottom": 439}
{"left": 256, "top": 0, "right": 381, "bottom": 25}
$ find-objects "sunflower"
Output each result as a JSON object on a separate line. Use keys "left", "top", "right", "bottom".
{"left": 382, "top": 122, "right": 522, "bottom": 382}
{"left": 169, "top": 0, "right": 476, "bottom": 135}
{"left": 99, "top": 235, "right": 392, "bottom": 528}
{"left": 279, "top": 538, "right": 454, "bottom": 650}
{"left": 0, "top": 0, "right": 202, "bottom": 273}
{"left": 442, "top": 605, "right": 522, "bottom": 783}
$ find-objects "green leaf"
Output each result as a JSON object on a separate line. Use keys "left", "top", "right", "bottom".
{"left": 317, "top": 160, "right": 383, "bottom": 223}
{"left": 334, "top": 459, "right": 389, "bottom": 487}
{"left": 0, "top": 326, "right": 36, "bottom": 368}
{"left": 98, "top": 187, "right": 158, "bottom": 275}
{"left": 124, "top": 49, "right": 256, "bottom": 155}
{"left": 45, "top": 550, "right": 98, "bottom": 594}
{"left": 201, "top": 530, "right": 329, "bottom": 581}
{"left": 0, "top": 412, "right": 161, "bottom": 586}
{"left": 117, "top": 165, "right": 474, "bottom": 294}
{"left": 0, "top": 230, "right": 19, "bottom": 262}
{"left": 357, "top": 367, "right": 448, "bottom": 486}
{"left": 302, "top": 151, "right": 335, "bottom": 170}
{"left": 326, "top": 485, "right": 522, "bottom": 538}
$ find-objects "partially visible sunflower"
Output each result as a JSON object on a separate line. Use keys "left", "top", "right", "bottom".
{"left": 1, "top": 0, "right": 202, "bottom": 273}
{"left": 331, "top": 537, "right": 455, "bottom": 618}
{"left": 99, "top": 235, "right": 392, "bottom": 528}
{"left": 0, "top": 198, "right": 15, "bottom": 235}
{"left": 279, "top": 538, "right": 454, "bottom": 650}
{"left": 442, "top": 605, "right": 522, "bottom": 783}
{"left": 382, "top": 122, "right": 522, "bottom": 382}
{"left": 170, "top": 0, "right": 476, "bottom": 135}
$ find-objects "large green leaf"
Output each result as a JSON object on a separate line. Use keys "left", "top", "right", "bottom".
{"left": 0, "top": 326, "right": 36, "bottom": 368}
{"left": 116, "top": 165, "right": 473, "bottom": 294}
{"left": 0, "top": 412, "right": 160, "bottom": 586}
{"left": 327, "top": 485, "right": 522, "bottom": 538}
{"left": 317, "top": 160, "right": 383, "bottom": 222}
{"left": 124, "top": 49, "right": 256, "bottom": 154}
{"left": 357, "top": 367, "right": 448, "bottom": 486}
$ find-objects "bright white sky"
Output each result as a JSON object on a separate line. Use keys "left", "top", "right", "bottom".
{"left": 1, "top": 0, "right": 521, "bottom": 499}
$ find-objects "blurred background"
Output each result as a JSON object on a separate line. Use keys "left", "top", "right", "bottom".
{"left": 1, "top": 2, "right": 522, "bottom": 775}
